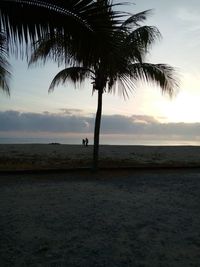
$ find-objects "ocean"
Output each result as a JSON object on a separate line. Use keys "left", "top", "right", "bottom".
{"left": 0, "top": 137, "right": 199, "bottom": 146}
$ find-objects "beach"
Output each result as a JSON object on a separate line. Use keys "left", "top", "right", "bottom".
{"left": 1, "top": 168, "right": 200, "bottom": 266}
{"left": 0, "top": 144, "right": 200, "bottom": 171}
{"left": 1, "top": 145, "right": 200, "bottom": 266}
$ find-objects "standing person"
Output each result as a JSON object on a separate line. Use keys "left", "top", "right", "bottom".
{"left": 85, "top": 137, "right": 89, "bottom": 147}
{"left": 82, "top": 139, "right": 85, "bottom": 146}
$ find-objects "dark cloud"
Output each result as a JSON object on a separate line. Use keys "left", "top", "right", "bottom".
{"left": 0, "top": 110, "right": 93, "bottom": 133}
{"left": 101, "top": 114, "right": 200, "bottom": 137}
{"left": 0, "top": 110, "right": 199, "bottom": 139}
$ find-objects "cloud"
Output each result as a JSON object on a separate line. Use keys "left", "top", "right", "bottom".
{"left": 0, "top": 110, "right": 199, "bottom": 140}
{"left": 131, "top": 115, "right": 158, "bottom": 124}
{"left": 101, "top": 114, "right": 200, "bottom": 137}
{"left": 0, "top": 110, "right": 93, "bottom": 133}
{"left": 59, "top": 108, "right": 85, "bottom": 115}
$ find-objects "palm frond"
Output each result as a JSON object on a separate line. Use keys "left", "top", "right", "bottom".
{"left": 0, "top": 32, "right": 10, "bottom": 95}
{"left": 0, "top": 0, "right": 124, "bottom": 55}
{"left": 125, "top": 26, "right": 161, "bottom": 55}
{"left": 49, "top": 67, "right": 94, "bottom": 92}
{"left": 0, "top": 0, "right": 109, "bottom": 57}
{"left": 129, "top": 63, "right": 179, "bottom": 97}
{"left": 29, "top": 33, "right": 75, "bottom": 67}
{"left": 121, "top": 9, "right": 153, "bottom": 28}
{"left": 28, "top": 3, "right": 127, "bottom": 68}
{"left": 11, "top": 0, "right": 92, "bottom": 28}
{"left": 109, "top": 74, "right": 135, "bottom": 100}
{"left": 0, "top": 0, "right": 94, "bottom": 39}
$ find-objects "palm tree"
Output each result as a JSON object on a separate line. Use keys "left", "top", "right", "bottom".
{"left": 30, "top": 7, "right": 178, "bottom": 170}
{"left": 0, "top": 31, "right": 10, "bottom": 94}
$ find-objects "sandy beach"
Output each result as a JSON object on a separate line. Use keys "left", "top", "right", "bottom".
{"left": 1, "top": 145, "right": 200, "bottom": 266}
{"left": 0, "top": 144, "right": 200, "bottom": 171}
{"left": 0, "top": 168, "right": 200, "bottom": 266}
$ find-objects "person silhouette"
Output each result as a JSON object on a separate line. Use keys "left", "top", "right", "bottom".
{"left": 85, "top": 137, "right": 89, "bottom": 147}
{"left": 82, "top": 139, "right": 85, "bottom": 146}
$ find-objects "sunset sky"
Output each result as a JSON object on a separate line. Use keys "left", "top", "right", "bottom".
{"left": 0, "top": 0, "right": 200, "bottom": 144}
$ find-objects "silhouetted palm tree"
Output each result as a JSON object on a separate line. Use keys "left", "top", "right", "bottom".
{"left": 0, "top": 32, "right": 10, "bottom": 94}
{"left": 30, "top": 7, "right": 178, "bottom": 170}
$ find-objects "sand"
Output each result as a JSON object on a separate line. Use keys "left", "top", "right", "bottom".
{"left": 0, "top": 168, "right": 200, "bottom": 266}
{"left": 0, "top": 144, "right": 200, "bottom": 171}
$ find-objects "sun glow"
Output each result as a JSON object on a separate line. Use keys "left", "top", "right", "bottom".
{"left": 160, "top": 72, "right": 200, "bottom": 123}
{"left": 162, "top": 92, "right": 200, "bottom": 123}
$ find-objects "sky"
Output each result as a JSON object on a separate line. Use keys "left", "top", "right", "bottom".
{"left": 0, "top": 0, "right": 200, "bottom": 144}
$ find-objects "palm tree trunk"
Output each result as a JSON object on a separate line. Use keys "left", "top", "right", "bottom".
{"left": 93, "top": 87, "right": 103, "bottom": 171}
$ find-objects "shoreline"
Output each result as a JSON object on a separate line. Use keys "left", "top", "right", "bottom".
{"left": 1, "top": 144, "right": 200, "bottom": 171}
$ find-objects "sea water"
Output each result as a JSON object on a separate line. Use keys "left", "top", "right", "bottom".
{"left": 0, "top": 137, "right": 199, "bottom": 146}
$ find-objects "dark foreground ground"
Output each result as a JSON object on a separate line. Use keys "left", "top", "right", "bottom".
{"left": 0, "top": 169, "right": 200, "bottom": 267}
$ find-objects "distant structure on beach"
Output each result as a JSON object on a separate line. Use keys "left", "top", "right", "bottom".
{"left": 49, "top": 142, "right": 60, "bottom": 145}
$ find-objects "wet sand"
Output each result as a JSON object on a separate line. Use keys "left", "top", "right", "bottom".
{"left": 0, "top": 144, "right": 200, "bottom": 171}
{"left": 0, "top": 168, "right": 200, "bottom": 266}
